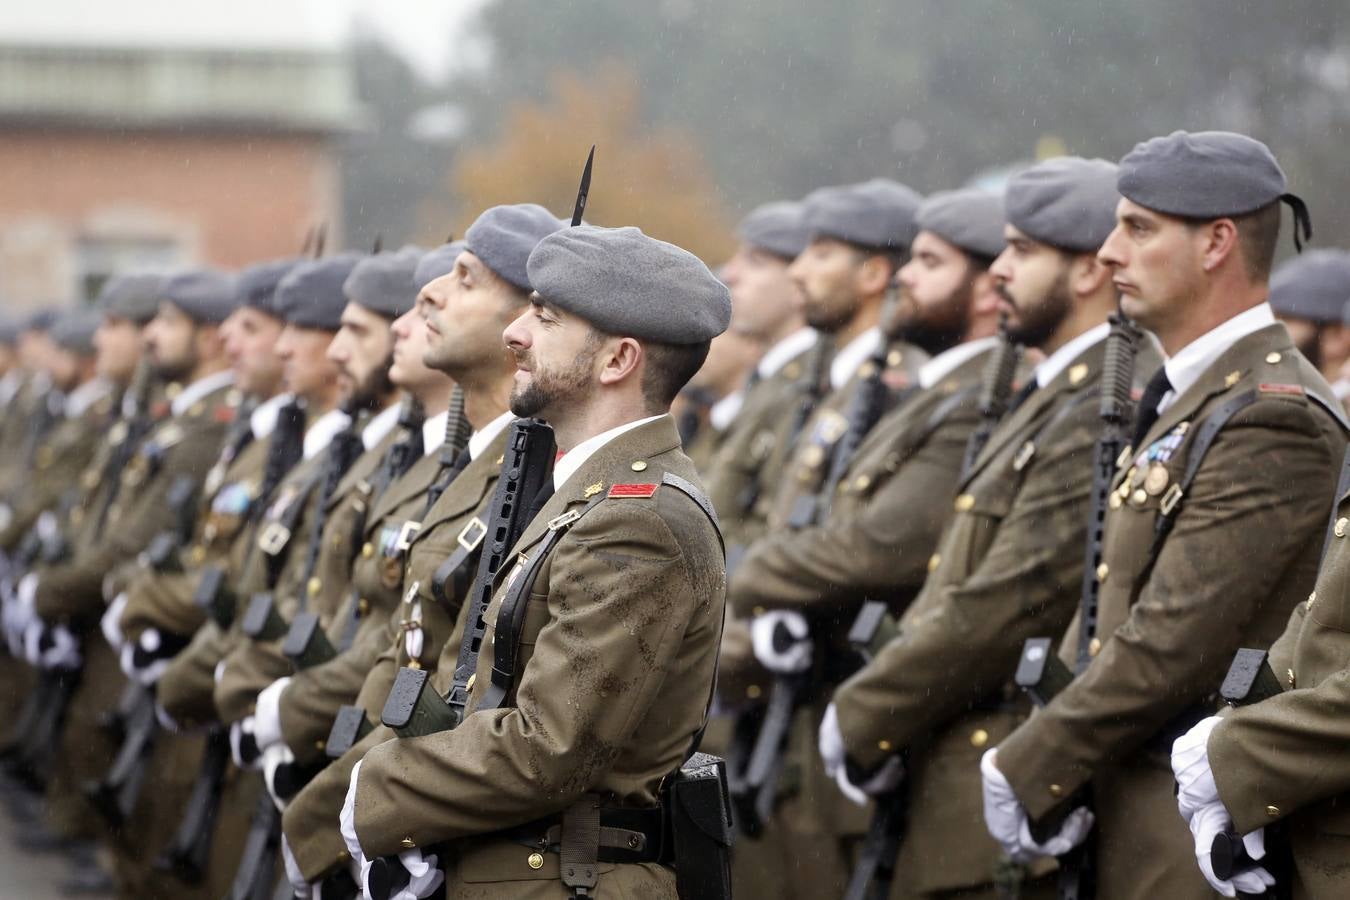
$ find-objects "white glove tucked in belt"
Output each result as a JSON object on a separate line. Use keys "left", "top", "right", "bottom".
{"left": 751, "top": 609, "right": 812, "bottom": 674}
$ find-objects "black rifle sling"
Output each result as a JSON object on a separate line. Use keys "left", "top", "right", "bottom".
{"left": 293, "top": 428, "right": 364, "bottom": 611}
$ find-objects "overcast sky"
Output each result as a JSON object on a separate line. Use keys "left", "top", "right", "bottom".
{"left": 0, "top": 0, "right": 489, "bottom": 81}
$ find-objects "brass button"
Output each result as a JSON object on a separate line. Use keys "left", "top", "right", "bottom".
{"left": 954, "top": 494, "right": 975, "bottom": 512}
{"left": 746, "top": 684, "right": 762, "bottom": 700}
{"left": 315, "top": 740, "right": 326, "bottom": 751}
{"left": 307, "top": 577, "right": 322, "bottom": 597}
{"left": 408, "top": 659, "right": 422, "bottom": 670}
{"left": 1265, "top": 352, "right": 1282, "bottom": 365}
{"left": 1109, "top": 494, "right": 1123, "bottom": 510}
{"left": 1049, "top": 784, "right": 1064, "bottom": 798}
{"left": 1131, "top": 489, "right": 1148, "bottom": 506}
{"left": 752, "top": 606, "right": 765, "bottom": 617}
{"left": 1096, "top": 563, "right": 1109, "bottom": 583}
{"left": 927, "top": 553, "right": 941, "bottom": 573}
{"left": 401, "top": 837, "right": 416, "bottom": 848}
{"left": 191, "top": 545, "right": 206, "bottom": 565}
{"left": 527, "top": 852, "right": 545, "bottom": 870}
{"left": 854, "top": 475, "right": 872, "bottom": 491}
{"left": 630, "top": 460, "right": 648, "bottom": 472}
{"left": 358, "top": 598, "right": 370, "bottom": 616}
{"left": 1265, "top": 805, "right": 1281, "bottom": 818}
{"left": 970, "top": 729, "right": 989, "bottom": 748}
{"left": 1089, "top": 637, "right": 1102, "bottom": 657}
{"left": 362, "top": 542, "right": 374, "bottom": 558}
{"left": 1287, "top": 668, "right": 1296, "bottom": 689}
{"left": 887, "top": 349, "right": 904, "bottom": 367}
{"left": 338, "top": 849, "right": 350, "bottom": 861}
{"left": 1336, "top": 518, "right": 1348, "bottom": 538}
{"left": 878, "top": 739, "right": 893, "bottom": 752}
{"left": 1069, "top": 363, "right": 1088, "bottom": 385}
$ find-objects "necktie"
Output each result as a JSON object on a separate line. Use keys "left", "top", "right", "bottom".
{"left": 1131, "top": 367, "right": 1174, "bottom": 451}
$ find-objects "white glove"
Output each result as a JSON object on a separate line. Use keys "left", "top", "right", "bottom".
{"left": 340, "top": 760, "right": 369, "bottom": 876}
{"left": 119, "top": 628, "right": 176, "bottom": 686}
{"left": 282, "top": 836, "right": 317, "bottom": 899}
{"left": 819, "top": 703, "right": 903, "bottom": 805}
{"left": 751, "top": 609, "right": 812, "bottom": 674}
{"left": 981, "top": 749, "right": 1093, "bottom": 863}
{"left": 24, "top": 621, "right": 82, "bottom": 671}
{"left": 155, "top": 702, "right": 182, "bottom": 733}
{"left": 818, "top": 703, "right": 847, "bottom": 778}
{"left": 404, "top": 600, "right": 424, "bottom": 661}
{"left": 100, "top": 591, "right": 130, "bottom": 651}
{"left": 254, "top": 677, "right": 292, "bottom": 752}
{"left": 4, "top": 572, "right": 39, "bottom": 654}
{"left": 230, "top": 716, "right": 262, "bottom": 770}
{"left": 263, "top": 742, "right": 298, "bottom": 812}
{"left": 1171, "top": 715, "right": 1223, "bottom": 822}
{"left": 1190, "top": 801, "right": 1275, "bottom": 897}
{"left": 362, "top": 848, "right": 445, "bottom": 900}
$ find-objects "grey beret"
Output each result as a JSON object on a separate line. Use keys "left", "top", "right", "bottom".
{"left": 1269, "top": 250, "right": 1350, "bottom": 323}
{"left": 526, "top": 225, "right": 731, "bottom": 345}
{"left": 802, "top": 179, "right": 923, "bottom": 250}
{"left": 274, "top": 254, "right": 363, "bottom": 331}
{"left": 50, "top": 309, "right": 102, "bottom": 355}
{"left": 343, "top": 247, "right": 424, "bottom": 319}
{"left": 237, "top": 259, "right": 296, "bottom": 319}
{"left": 915, "top": 189, "right": 1007, "bottom": 259}
{"left": 414, "top": 241, "right": 468, "bottom": 288}
{"left": 160, "top": 270, "right": 239, "bottom": 325}
{"left": 465, "top": 204, "right": 566, "bottom": 292}
{"left": 96, "top": 272, "right": 163, "bottom": 325}
{"left": 737, "top": 201, "right": 812, "bottom": 259}
{"left": 1005, "top": 157, "right": 1121, "bottom": 253}
{"left": 1119, "top": 131, "right": 1292, "bottom": 220}
{"left": 24, "top": 309, "right": 61, "bottom": 332}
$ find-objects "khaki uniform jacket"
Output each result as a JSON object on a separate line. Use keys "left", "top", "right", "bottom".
{"left": 705, "top": 344, "right": 814, "bottom": 553}
{"left": 996, "top": 325, "right": 1346, "bottom": 900}
{"left": 352, "top": 417, "right": 724, "bottom": 899}
{"left": 1208, "top": 499, "right": 1350, "bottom": 898}
{"left": 34, "top": 382, "right": 238, "bottom": 629}
{"left": 118, "top": 422, "right": 272, "bottom": 642}
{"left": 0, "top": 375, "right": 52, "bottom": 500}
{"left": 282, "top": 427, "right": 510, "bottom": 879}
{"left": 213, "top": 427, "right": 400, "bottom": 725}
{"left": 0, "top": 383, "right": 116, "bottom": 552}
{"left": 834, "top": 337, "right": 1122, "bottom": 893}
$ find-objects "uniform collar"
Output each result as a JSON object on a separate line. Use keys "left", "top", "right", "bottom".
{"left": 919, "top": 336, "right": 1000, "bottom": 389}
{"left": 1158, "top": 303, "right": 1275, "bottom": 415}
{"left": 171, "top": 369, "right": 234, "bottom": 417}
{"left": 757, "top": 327, "right": 818, "bottom": 379}
{"left": 1035, "top": 322, "right": 1110, "bottom": 388}
{"left": 64, "top": 377, "right": 111, "bottom": 418}
{"left": 468, "top": 410, "right": 514, "bottom": 461}
{"left": 250, "top": 392, "right": 293, "bottom": 440}
{"left": 421, "top": 410, "right": 448, "bottom": 457}
{"left": 709, "top": 390, "right": 744, "bottom": 431}
{"left": 830, "top": 326, "right": 883, "bottom": 391}
{"left": 554, "top": 413, "right": 668, "bottom": 491}
{"left": 0, "top": 370, "right": 24, "bottom": 406}
{"left": 302, "top": 407, "right": 352, "bottom": 460}
{"left": 361, "top": 402, "right": 401, "bottom": 451}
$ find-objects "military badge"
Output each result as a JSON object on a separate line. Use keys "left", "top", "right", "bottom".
{"left": 1138, "top": 421, "right": 1189, "bottom": 466}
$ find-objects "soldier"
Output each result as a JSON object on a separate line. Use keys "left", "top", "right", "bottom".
{"left": 0, "top": 310, "right": 62, "bottom": 502}
{"left": 674, "top": 326, "right": 764, "bottom": 471}
{"left": 983, "top": 131, "right": 1348, "bottom": 900}
{"left": 281, "top": 206, "right": 565, "bottom": 890}
{"left": 338, "top": 224, "right": 729, "bottom": 899}
{"left": 707, "top": 200, "right": 817, "bottom": 554}
{"left": 1266, "top": 249, "right": 1350, "bottom": 403}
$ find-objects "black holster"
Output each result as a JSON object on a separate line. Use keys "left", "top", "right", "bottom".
{"left": 667, "top": 752, "right": 734, "bottom": 900}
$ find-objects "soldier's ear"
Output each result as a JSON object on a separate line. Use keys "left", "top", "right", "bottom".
{"left": 1069, "top": 254, "right": 1113, "bottom": 299}
{"left": 597, "top": 336, "right": 643, "bottom": 389}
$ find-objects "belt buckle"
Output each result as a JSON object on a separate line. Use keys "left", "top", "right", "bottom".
{"left": 457, "top": 517, "right": 488, "bottom": 552}
{"left": 257, "top": 522, "right": 291, "bottom": 555}
{"left": 394, "top": 520, "right": 422, "bottom": 553}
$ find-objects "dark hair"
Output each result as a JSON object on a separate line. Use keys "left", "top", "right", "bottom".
{"left": 965, "top": 250, "right": 997, "bottom": 273}
{"left": 851, "top": 244, "right": 910, "bottom": 279}
{"left": 1184, "top": 201, "right": 1281, "bottom": 282}
{"left": 642, "top": 339, "right": 712, "bottom": 411}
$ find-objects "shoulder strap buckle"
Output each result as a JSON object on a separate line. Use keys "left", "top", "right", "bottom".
{"left": 547, "top": 509, "right": 582, "bottom": 532}
{"left": 1159, "top": 483, "right": 1183, "bottom": 517}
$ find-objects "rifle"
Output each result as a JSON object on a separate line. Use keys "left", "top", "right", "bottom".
{"left": 367, "top": 418, "right": 555, "bottom": 900}
{"left": 960, "top": 315, "right": 1022, "bottom": 479}
{"left": 1014, "top": 310, "right": 1143, "bottom": 900}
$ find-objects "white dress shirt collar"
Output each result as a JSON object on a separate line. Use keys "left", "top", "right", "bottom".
{"left": 361, "top": 403, "right": 401, "bottom": 451}
{"left": 918, "top": 337, "right": 1000, "bottom": 390}
{"left": 553, "top": 414, "right": 667, "bottom": 491}
{"left": 421, "top": 410, "right": 448, "bottom": 457}
{"left": 250, "top": 393, "right": 293, "bottom": 441}
{"left": 709, "top": 391, "right": 744, "bottom": 432}
{"left": 467, "top": 410, "right": 515, "bottom": 461}
{"left": 1035, "top": 322, "right": 1111, "bottom": 388}
{"left": 171, "top": 370, "right": 235, "bottom": 418}
{"left": 302, "top": 408, "right": 352, "bottom": 460}
{"left": 64, "top": 377, "right": 111, "bottom": 418}
{"left": 757, "top": 328, "right": 819, "bottom": 380}
{"left": 830, "top": 327, "right": 883, "bottom": 391}
{"left": 1157, "top": 303, "right": 1276, "bottom": 415}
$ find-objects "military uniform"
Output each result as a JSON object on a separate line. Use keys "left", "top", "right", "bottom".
{"left": 283, "top": 420, "right": 512, "bottom": 879}
{"left": 993, "top": 324, "right": 1347, "bottom": 900}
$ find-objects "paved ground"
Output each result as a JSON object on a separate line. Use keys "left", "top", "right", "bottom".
{"left": 0, "top": 788, "right": 114, "bottom": 900}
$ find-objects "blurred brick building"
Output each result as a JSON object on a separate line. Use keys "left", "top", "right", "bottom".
{"left": 0, "top": 30, "right": 357, "bottom": 311}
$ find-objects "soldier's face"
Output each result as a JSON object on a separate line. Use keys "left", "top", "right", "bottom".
{"left": 722, "top": 243, "right": 803, "bottom": 341}
{"left": 893, "top": 231, "right": 977, "bottom": 354}
{"left": 327, "top": 302, "right": 395, "bottom": 411}
{"left": 419, "top": 251, "right": 521, "bottom": 379}
{"left": 503, "top": 296, "right": 601, "bottom": 420}
{"left": 275, "top": 324, "right": 340, "bottom": 403}
{"left": 990, "top": 225, "right": 1074, "bottom": 349}
{"left": 789, "top": 239, "right": 872, "bottom": 334}
{"left": 390, "top": 306, "right": 451, "bottom": 399}
{"left": 144, "top": 301, "right": 200, "bottom": 382}
{"left": 18, "top": 331, "right": 53, "bottom": 372}
{"left": 46, "top": 347, "right": 82, "bottom": 391}
{"left": 1098, "top": 198, "right": 1206, "bottom": 333}
{"left": 93, "top": 317, "right": 143, "bottom": 385}
{"left": 222, "top": 306, "right": 284, "bottom": 397}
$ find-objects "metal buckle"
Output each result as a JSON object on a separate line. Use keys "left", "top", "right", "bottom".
{"left": 547, "top": 510, "right": 581, "bottom": 531}
{"left": 457, "top": 517, "right": 488, "bottom": 552}
{"left": 1159, "top": 484, "right": 1184, "bottom": 516}
{"left": 257, "top": 522, "right": 291, "bottom": 555}
{"left": 1012, "top": 441, "right": 1036, "bottom": 472}
{"left": 395, "top": 520, "right": 422, "bottom": 552}
{"left": 1116, "top": 445, "right": 1134, "bottom": 470}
